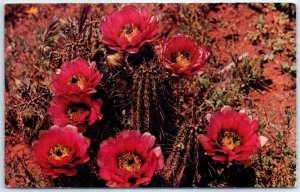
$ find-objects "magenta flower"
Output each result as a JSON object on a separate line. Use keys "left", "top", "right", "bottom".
{"left": 158, "top": 34, "right": 209, "bottom": 76}
{"left": 101, "top": 5, "right": 158, "bottom": 53}
{"left": 48, "top": 96, "right": 103, "bottom": 133}
{"left": 51, "top": 58, "right": 103, "bottom": 96}
{"left": 32, "top": 125, "right": 90, "bottom": 178}
{"left": 198, "top": 106, "right": 268, "bottom": 165}
{"left": 97, "top": 130, "right": 164, "bottom": 187}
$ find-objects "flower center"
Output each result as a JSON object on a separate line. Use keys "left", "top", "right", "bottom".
{"left": 219, "top": 130, "right": 241, "bottom": 151}
{"left": 67, "top": 74, "right": 85, "bottom": 90}
{"left": 121, "top": 23, "right": 139, "bottom": 42}
{"left": 117, "top": 152, "right": 143, "bottom": 173}
{"left": 171, "top": 51, "right": 191, "bottom": 69}
{"left": 49, "top": 144, "right": 71, "bottom": 161}
{"left": 65, "top": 103, "right": 90, "bottom": 121}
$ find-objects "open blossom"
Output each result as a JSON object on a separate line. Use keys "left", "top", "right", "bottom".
{"left": 32, "top": 125, "right": 90, "bottom": 178}
{"left": 97, "top": 130, "right": 164, "bottom": 187}
{"left": 101, "top": 5, "right": 158, "bottom": 53}
{"left": 158, "top": 35, "right": 209, "bottom": 76}
{"left": 48, "top": 96, "right": 103, "bottom": 133}
{"left": 51, "top": 57, "right": 103, "bottom": 96}
{"left": 198, "top": 106, "right": 268, "bottom": 165}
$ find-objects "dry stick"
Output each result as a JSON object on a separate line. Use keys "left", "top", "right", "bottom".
{"left": 78, "top": 5, "right": 91, "bottom": 33}
{"left": 17, "top": 156, "right": 37, "bottom": 187}
{"left": 218, "top": 52, "right": 249, "bottom": 74}
{"left": 80, "top": 21, "right": 100, "bottom": 38}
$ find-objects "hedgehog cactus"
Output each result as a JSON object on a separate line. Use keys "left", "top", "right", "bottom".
{"left": 160, "top": 125, "right": 201, "bottom": 186}
{"left": 12, "top": 4, "right": 270, "bottom": 188}
{"left": 39, "top": 5, "right": 209, "bottom": 187}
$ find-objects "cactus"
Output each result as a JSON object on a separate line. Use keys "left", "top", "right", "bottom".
{"left": 6, "top": 5, "right": 205, "bottom": 187}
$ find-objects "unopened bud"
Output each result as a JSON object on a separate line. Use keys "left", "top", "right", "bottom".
{"left": 107, "top": 53, "right": 122, "bottom": 67}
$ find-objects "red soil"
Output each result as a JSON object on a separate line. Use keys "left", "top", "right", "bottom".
{"left": 204, "top": 3, "right": 296, "bottom": 146}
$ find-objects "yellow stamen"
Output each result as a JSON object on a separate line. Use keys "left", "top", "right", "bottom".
{"left": 220, "top": 130, "right": 241, "bottom": 151}
{"left": 77, "top": 80, "right": 84, "bottom": 90}
{"left": 67, "top": 74, "right": 85, "bottom": 90}
{"left": 174, "top": 52, "right": 191, "bottom": 69}
{"left": 49, "top": 144, "right": 71, "bottom": 161}
{"left": 65, "top": 103, "right": 89, "bottom": 121}
{"left": 121, "top": 23, "right": 139, "bottom": 42}
{"left": 117, "top": 152, "right": 142, "bottom": 173}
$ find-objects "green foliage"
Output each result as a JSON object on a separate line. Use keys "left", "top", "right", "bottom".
{"left": 199, "top": 77, "right": 211, "bottom": 89}
{"left": 232, "top": 54, "right": 272, "bottom": 93}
